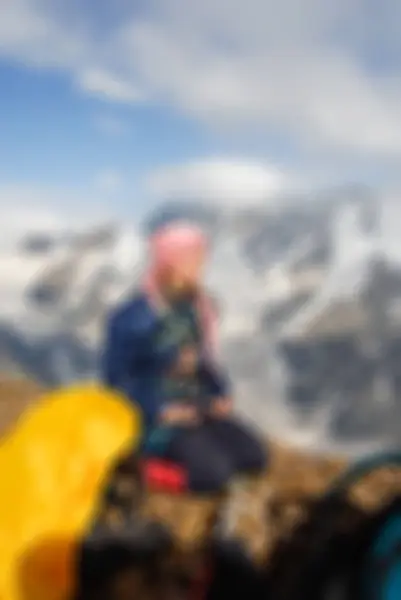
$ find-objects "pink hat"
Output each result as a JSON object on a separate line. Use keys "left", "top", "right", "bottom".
{"left": 149, "top": 222, "right": 208, "bottom": 271}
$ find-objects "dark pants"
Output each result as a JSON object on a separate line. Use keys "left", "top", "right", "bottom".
{"left": 164, "top": 418, "right": 267, "bottom": 493}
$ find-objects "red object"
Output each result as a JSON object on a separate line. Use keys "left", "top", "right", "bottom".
{"left": 140, "top": 458, "right": 213, "bottom": 599}
{"left": 140, "top": 458, "right": 188, "bottom": 493}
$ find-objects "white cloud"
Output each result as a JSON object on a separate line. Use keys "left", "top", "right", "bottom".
{"left": 1, "top": 0, "right": 401, "bottom": 159}
{"left": 148, "top": 158, "right": 285, "bottom": 205}
{"left": 93, "top": 114, "right": 127, "bottom": 136}
{"left": 0, "top": 206, "right": 68, "bottom": 249}
{"left": 0, "top": 184, "right": 116, "bottom": 250}
{"left": 0, "top": 0, "right": 87, "bottom": 69}
{"left": 93, "top": 169, "right": 124, "bottom": 193}
{"left": 78, "top": 68, "right": 144, "bottom": 103}
{"left": 124, "top": 1, "right": 401, "bottom": 156}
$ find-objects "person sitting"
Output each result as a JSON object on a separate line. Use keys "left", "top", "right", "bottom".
{"left": 100, "top": 222, "right": 267, "bottom": 496}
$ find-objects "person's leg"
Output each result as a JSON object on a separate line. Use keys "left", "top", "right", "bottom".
{"left": 206, "top": 418, "right": 270, "bottom": 564}
{"left": 205, "top": 417, "right": 268, "bottom": 475}
{"left": 164, "top": 424, "right": 234, "bottom": 493}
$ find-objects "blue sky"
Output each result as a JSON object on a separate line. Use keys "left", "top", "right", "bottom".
{"left": 0, "top": 62, "right": 213, "bottom": 184}
{"left": 1, "top": 0, "right": 401, "bottom": 236}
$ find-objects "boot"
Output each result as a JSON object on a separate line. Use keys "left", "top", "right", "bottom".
{"left": 214, "top": 473, "right": 272, "bottom": 564}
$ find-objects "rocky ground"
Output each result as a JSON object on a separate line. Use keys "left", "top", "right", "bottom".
{"left": 0, "top": 377, "right": 45, "bottom": 437}
{"left": 3, "top": 376, "right": 401, "bottom": 574}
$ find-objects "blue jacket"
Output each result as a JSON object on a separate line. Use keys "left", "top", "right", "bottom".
{"left": 100, "top": 293, "right": 230, "bottom": 431}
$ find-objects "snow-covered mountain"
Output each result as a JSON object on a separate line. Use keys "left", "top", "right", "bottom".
{"left": 0, "top": 191, "right": 341, "bottom": 376}
{"left": 2, "top": 187, "right": 401, "bottom": 453}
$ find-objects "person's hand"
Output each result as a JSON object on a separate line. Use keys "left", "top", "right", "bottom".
{"left": 209, "top": 397, "right": 233, "bottom": 418}
{"left": 159, "top": 403, "right": 199, "bottom": 426}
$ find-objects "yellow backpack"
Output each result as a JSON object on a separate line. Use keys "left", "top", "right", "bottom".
{"left": 0, "top": 383, "right": 141, "bottom": 600}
